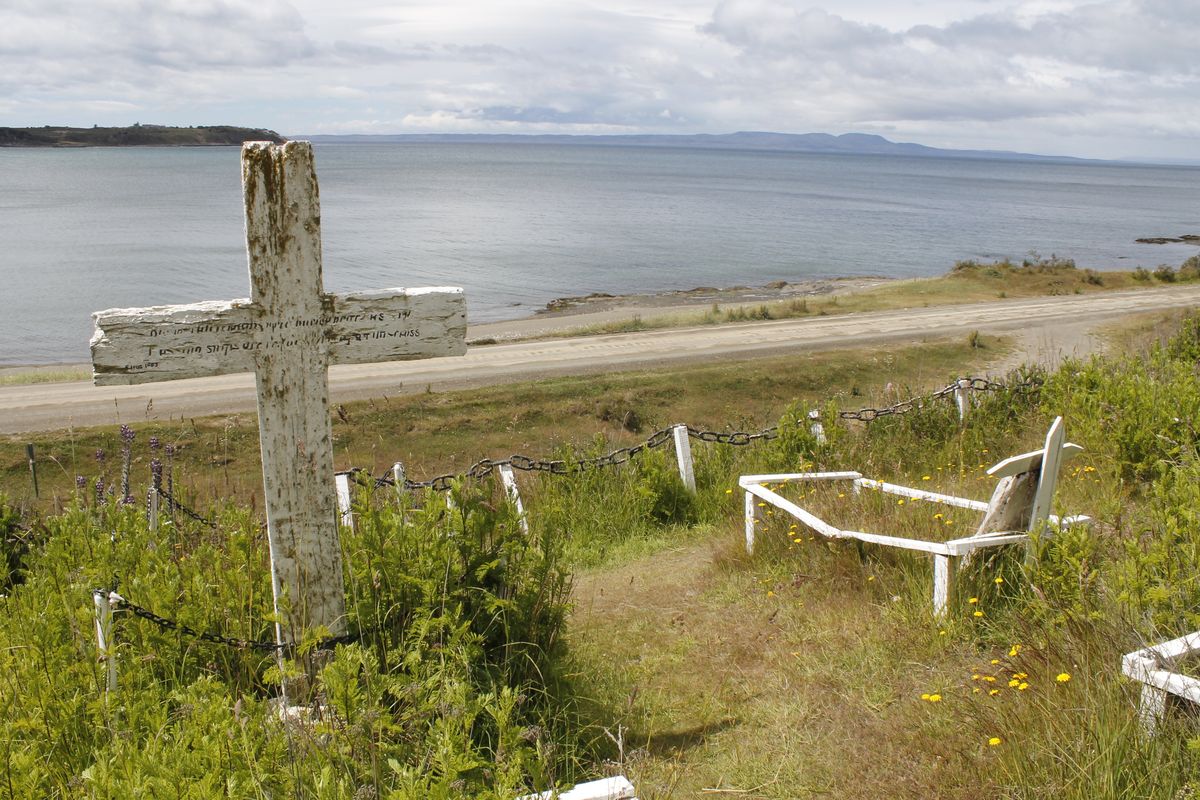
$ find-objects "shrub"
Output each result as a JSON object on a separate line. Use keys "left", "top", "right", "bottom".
{"left": 1179, "top": 254, "right": 1200, "bottom": 281}
{"left": 0, "top": 482, "right": 577, "bottom": 797}
{"left": 1133, "top": 266, "right": 1152, "bottom": 282}
{"left": 1154, "top": 265, "right": 1178, "bottom": 283}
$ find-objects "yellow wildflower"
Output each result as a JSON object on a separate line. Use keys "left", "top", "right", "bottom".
{"left": 1018, "top": 682, "right": 1029, "bottom": 691}
{"left": 988, "top": 737, "right": 1002, "bottom": 746}
{"left": 989, "top": 689, "right": 1000, "bottom": 696}
{"left": 1056, "top": 672, "right": 1072, "bottom": 683}
{"left": 968, "top": 597, "right": 979, "bottom": 604}
{"left": 973, "top": 610, "right": 984, "bottom": 618}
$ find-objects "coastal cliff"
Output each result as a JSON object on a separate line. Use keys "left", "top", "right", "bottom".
{"left": 0, "top": 124, "right": 286, "bottom": 147}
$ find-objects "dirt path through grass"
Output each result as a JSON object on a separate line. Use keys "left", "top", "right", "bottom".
{"left": 570, "top": 530, "right": 996, "bottom": 798}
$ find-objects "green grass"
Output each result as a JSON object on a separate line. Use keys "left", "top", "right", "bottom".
{"left": 5, "top": 314, "right": 1200, "bottom": 797}
{"left": 0, "top": 367, "right": 89, "bottom": 386}
{"left": 1, "top": 336, "right": 1007, "bottom": 515}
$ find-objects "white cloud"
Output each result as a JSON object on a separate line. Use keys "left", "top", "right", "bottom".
{"left": 0, "top": 0, "right": 1197, "bottom": 158}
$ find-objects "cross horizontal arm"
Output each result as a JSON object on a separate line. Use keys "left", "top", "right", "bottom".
{"left": 91, "top": 287, "right": 465, "bottom": 385}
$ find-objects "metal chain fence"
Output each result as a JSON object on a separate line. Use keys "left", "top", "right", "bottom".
{"left": 359, "top": 374, "right": 1040, "bottom": 490}
{"left": 160, "top": 375, "right": 1041, "bottom": 517}
{"left": 99, "top": 589, "right": 357, "bottom": 654}
{"left": 98, "top": 375, "right": 1039, "bottom": 657}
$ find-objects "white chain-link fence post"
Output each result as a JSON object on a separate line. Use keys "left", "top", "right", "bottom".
{"left": 93, "top": 590, "right": 117, "bottom": 694}
{"left": 334, "top": 473, "right": 354, "bottom": 530}
{"left": 147, "top": 487, "right": 159, "bottom": 533}
{"left": 955, "top": 378, "right": 971, "bottom": 422}
{"left": 808, "top": 409, "right": 826, "bottom": 444}
{"left": 497, "top": 464, "right": 529, "bottom": 534}
{"left": 672, "top": 424, "right": 696, "bottom": 493}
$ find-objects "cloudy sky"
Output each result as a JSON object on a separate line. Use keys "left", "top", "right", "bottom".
{"left": 2, "top": 0, "right": 1197, "bottom": 159}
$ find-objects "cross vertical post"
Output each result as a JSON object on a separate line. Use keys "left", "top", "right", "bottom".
{"left": 242, "top": 142, "right": 346, "bottom": 648}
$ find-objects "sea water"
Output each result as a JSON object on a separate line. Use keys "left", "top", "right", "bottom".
{"left": 2, "top": 142, "right": 1198, "bottom": 364}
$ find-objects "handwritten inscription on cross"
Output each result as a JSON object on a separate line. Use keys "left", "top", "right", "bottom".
{"left": 90, "top": 141, "right": 466, "bottom": 649}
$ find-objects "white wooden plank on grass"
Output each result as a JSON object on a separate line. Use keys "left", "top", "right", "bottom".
{"left": 738, "top": 471, "right": 861, "bottom": 486}
{"left": 838, "top": 529, "right": 952, "bottom": 555}
{"left": 1147, "top": 631, "right": 1200, "bottom": 661}
{"left": 743, "top": 483, "right": 843, "bottom": 539}
{"left": 944, "top": 532, "right": 1030, "bottom": 556}
{"left": 518, "top": 775, "right": 637, "bottom": 800}
{"left": 855, "top": 479, "right": 989, "bottom": 512}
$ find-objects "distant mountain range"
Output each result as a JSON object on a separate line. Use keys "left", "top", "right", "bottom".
{"left": 299, "top": 130, "right": 1091, "bottom": 162}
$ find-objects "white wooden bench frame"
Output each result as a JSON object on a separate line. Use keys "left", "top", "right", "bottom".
{"left": 740, "top": 417, "right": 1087, "bottom": 615}
{"left": 1122, "top": 632, "right": 1200, "bottom": 735}
{"left": 517, "top": 775, "right": 637, "bottom": 800}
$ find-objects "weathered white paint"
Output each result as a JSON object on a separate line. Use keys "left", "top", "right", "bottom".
{"left": 855, "top": 479, "right": 989, "bottom": 512}
{"left": 672, "top": 424, "right": 696, "bottom": 493}
{"left": 738, "top": 471, "right": 862, "bottom": 485}
{"left": 87, "top": 142, "right": 467, "bottom": 656}
{"left": 91, "top": 287, "right": 465, "bottom": 385}
{"left": 1030, "top": 416, "right": 1067, "bottom": 530}
{"left": 392, "top": 462, "right": 406, "bottom": 501}
{"left": 147, "top": 486, "right": 160, "bottom": 533}
{"left": 93, "top": 590, "right": 117, "bottom": 693}
{"left": 944, "top": 532, "right": 1031, "bottom": 557}
{"left": 498, "top": 464, "right": 529, "bottom": 534}
{"left": 1122, "top": 632, "right": 1200, "bottom": 735}
{"left": 335, "top": 473, "right": 353, "bottom": 529}
{"left": 808, "top": 408, "right": 826, "bottom": 444}
{"left": 518, "top": 775, "right": 637, "bottom": 800}
{"left": 933, "top": 554, "right": 955, "bottom": 616}
{"left": 744, "top": 488, "right": 758, "bottom": 554}
{"left": 955, "top": 378, "right": 971, "bottom": 422}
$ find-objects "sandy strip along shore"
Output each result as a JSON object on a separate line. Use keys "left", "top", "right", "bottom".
{"left": 2, "top": 284, "right": 1198, "bottom": 435}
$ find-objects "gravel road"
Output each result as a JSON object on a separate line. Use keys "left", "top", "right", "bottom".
{"left": 2, "top": 286, "right": 1197, "bottom": 434}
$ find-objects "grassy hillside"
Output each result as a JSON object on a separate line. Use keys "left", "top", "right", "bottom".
{"left": 2, "top": 315, "right": 1200, "bottom": 797}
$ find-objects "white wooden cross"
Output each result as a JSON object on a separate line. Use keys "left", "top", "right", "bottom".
{"left": 90, "top": 141, "right": 466, "bottom": 650}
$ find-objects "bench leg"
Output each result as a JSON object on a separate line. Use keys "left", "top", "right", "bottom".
{"left": 933, "top": 554, "right": 956, "bottom": 617}
{"left": 744, "top": 490, "right": 757, "bottom": 554}
{"left": 1138, "top": 685, "right": 1168, "bottom": 736}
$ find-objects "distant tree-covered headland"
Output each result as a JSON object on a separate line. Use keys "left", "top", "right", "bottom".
{"left": 0, "top": 124, "right": 286, "bottom": 147}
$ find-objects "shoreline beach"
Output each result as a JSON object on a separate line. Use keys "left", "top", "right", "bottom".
{"left": 0, "top": 276, "right": 890, "bottom": 376}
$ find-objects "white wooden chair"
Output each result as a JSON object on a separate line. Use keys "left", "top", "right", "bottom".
{"left": 739, "top": 417, "right": 1088, "bottom": 615}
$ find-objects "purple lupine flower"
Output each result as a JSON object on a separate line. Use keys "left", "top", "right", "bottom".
{"left": 119, "top": 494, "right": 135, "bottom": 506}
{"left": 75, "top": 475, "right": 87, "bottom": 489}
{"left": 149, "top": 436, "right": 160, "bottom": 450}
{"left": 95, "top": 449, "right": 106, "bottom": 464}
{"left": 120, "top": 424, "right": 135, "bottom": 443}
{"left": 95, "top": 477, "right": 106, "bottom": 504}
{"left": 150, "top": 459, "right": 163, "bottom": 490}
